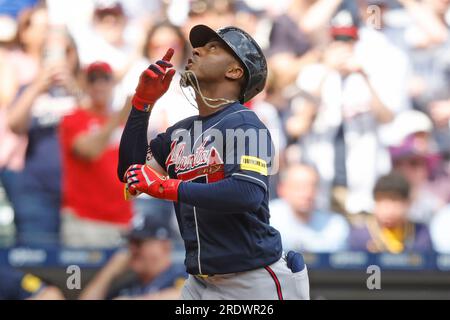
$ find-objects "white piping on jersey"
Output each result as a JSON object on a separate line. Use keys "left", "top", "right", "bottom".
{"left": 193, "top": 206, "right": 202, "bottom": 275}
{"left": 189, "top": 109, "right": 256, "bottom": 275}
{"left": 192, "top": 109, "right": 253, "bottom": 149}
{"left": 232, "top": 173, "right": 267, "bottom": 191}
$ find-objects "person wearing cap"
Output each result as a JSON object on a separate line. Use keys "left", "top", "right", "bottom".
{"left": 79, "top": 215, "right": 186, "bottom": 300}
{"left": 60, "top": 61, "right": 132, "bottom": 248}
{"left": 387, "top": 111, "right": 450, "bottom": 225}
{"left": 390, "top": 132, "right": 448, "bottom": 224}
{"left": 117, "top": 24, "right": 310, "bottom": 300}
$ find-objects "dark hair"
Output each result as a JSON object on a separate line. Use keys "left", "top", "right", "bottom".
{"left": 373, "top": 172, "right": 410, "bottom": 200}
{"left": 142, "top": 21, "right": 188, "bottom": 66}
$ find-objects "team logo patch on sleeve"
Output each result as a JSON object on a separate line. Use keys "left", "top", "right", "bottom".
{"left": 240, "top": 155, "right": 268, "bottom": 176}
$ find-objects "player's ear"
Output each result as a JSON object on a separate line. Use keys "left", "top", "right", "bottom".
{"left": 225, "top": 63, "right": 244, "bottom": 81}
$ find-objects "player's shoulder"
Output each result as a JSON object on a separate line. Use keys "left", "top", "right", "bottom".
{"left": 219, "top": 103, "right": 267, "bottom": 130}
{"left": 165, "top": 115, "right": 198, "bottom": 133}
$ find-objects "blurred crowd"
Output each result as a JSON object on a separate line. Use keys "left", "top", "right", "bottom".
{"left": 1, "top": 0, "right": 450, "bottom": 264}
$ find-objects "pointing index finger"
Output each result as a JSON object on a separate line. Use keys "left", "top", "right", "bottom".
{"left": 162, "top": 48, "right": 175, "bottom": 62}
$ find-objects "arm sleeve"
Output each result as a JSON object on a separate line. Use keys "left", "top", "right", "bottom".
{"left": 117, "top": 108, "right": 150, "bottom": 182}
{"left": 224, "top": 124, "right": 275, "bottom": 193}
{"left": 178, "top": 176, "right": 265, "bottom": 213}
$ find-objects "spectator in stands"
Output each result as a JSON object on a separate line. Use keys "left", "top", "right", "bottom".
{"left": 0, "top": 3, "right": 48, "bottom": 209}
{"left": 389, "top": 110, "right": 450, "bottom": 224}
{"left": 1, "top": 3, "right": 48, "bottom": 106}
{"left": 356, "top": 0, "right": 412, "bottom": 120}
{"left": 0, "top": 266, "right": 64, "bottom": 300}
{"left": 183, "top": 0, "right": 237, "bottom": 37}
{"left": 349, "top": 172, "right": 433, "bottom": 253}
{"left": 270, "top": 164, "right": 350, "bottom": 252}
{"left": 396, "top": 0, "right": 450, "bottom": 155}
{"left": 79, "top": 215, "right": 187, "bottom": 300}
{"left": 6, "top": 27, "right": 81, "bottom": 246}
{"left": 266, "top": 0, "right": 353, "bottom": 89}
{"left": 389, "top": 112, "right": 449, "bottom": 224}
{"left": 59, "top": 61, "right": 132, "bottom": 248}
{"left": 272, "top": 0, "right": 346, "bottom": 49}
{"left": 430, "top": 205, "right": 450, "bottom": 253}
{"left": 267, "top": 0, "right": 339, "bottom": 93}
{"left": 289, "top": 12, "right": 396, "bottom": 215}
{"left": 70, "top": 0, "right": 139, "bottom": 82}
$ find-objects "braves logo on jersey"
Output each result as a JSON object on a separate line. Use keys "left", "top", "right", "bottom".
{"left": 165, "top": 136, "right": 224, "bottom": 183}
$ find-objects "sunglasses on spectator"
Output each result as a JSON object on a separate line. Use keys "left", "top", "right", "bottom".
{"left": 395, "top": 157, "right": 427, "bottom": 168}
{"left": 87, "top": 73, "right": 113, "bottom": 83}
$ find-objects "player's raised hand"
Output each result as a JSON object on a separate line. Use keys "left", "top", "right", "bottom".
{"left": 125, "top": 164, "right": 181, "bottom": 202}
{"left": 132, "top": 48, "right": 177, "bottom": 112}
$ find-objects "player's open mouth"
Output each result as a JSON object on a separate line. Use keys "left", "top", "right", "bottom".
{"left": 185, "top": 58, "right": 194, "bottom": 70}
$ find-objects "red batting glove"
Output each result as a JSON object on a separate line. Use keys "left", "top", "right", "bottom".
{"left": 132, "top": 48, "right": 176, "bottom": 112}
{"left": 125, "top": 164, "right": 181, "bottom": 202}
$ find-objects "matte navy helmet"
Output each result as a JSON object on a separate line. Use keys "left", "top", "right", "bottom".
{"left": 189, "top": 24, "right": 268, "bottom": 103}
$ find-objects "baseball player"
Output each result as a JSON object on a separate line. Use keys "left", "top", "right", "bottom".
{"left": 118, "top": 24, "right": 309, "bottom": 300}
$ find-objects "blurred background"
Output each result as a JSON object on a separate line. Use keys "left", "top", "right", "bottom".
{"left": 0, "top": 0, "right": 450, "bottom": 300}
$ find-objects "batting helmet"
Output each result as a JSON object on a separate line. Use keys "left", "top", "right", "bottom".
{"left": 189, "top": 24, "right": 267, "bottom": 103}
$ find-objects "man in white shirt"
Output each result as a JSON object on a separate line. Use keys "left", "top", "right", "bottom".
{"left": 270, "top": 164, "right": 350, "bottom": 253}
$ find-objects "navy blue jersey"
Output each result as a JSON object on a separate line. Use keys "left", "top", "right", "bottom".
{"left": 149, "top": 102, "right": 282, "bottom": 275}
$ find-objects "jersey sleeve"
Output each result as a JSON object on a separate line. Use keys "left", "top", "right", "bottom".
{"left": 223, "top": 123, "right": 275, "bottom": 192}
{"left": 148, "top": 131, "right": 171, "bottom": 170}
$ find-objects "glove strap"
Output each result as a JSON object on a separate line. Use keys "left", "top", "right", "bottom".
{"left": 132, "top": 95, "right": 154, "bottom": 112}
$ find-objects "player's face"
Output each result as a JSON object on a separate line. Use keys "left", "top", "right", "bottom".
{"left": 186, "top": 39, "right": 239, "bottom": 83}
